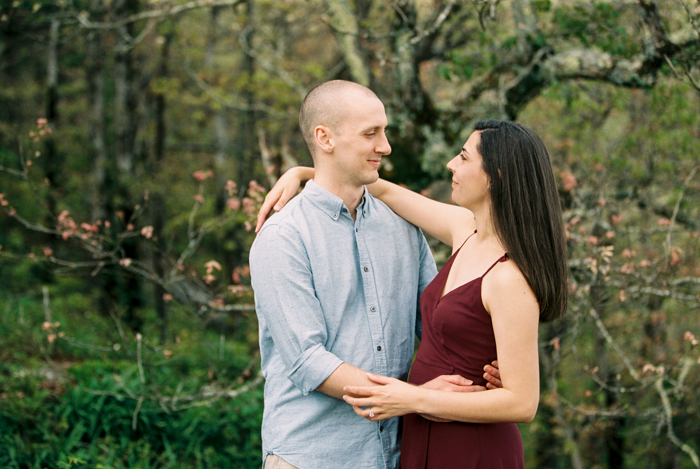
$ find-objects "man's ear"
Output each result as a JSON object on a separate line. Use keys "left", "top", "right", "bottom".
{"left": 314, "top": 125, "right": 334, "bottom": 154}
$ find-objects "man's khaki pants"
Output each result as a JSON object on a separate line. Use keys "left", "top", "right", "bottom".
{"left": 264, "top": 454, "right": 298, "bottom": 469}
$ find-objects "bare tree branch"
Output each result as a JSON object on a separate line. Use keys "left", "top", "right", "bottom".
{"left": 75, "top": 0, "right": 246, "bottom": 29}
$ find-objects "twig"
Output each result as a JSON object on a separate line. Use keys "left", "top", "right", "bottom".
{"left": 588, "top": 308, "right": 641, "bottom": 381}
{"left": 655, "top": 375, "right": 700, "bottom": 468}
{"left": 136, "top": 333, "right": 145, "bottom": 385}
{"left": 132, "top": 396, "right": 144, "bottom": 431}
{"left": 664, "top": 165, "right": 698, "bottom": 261}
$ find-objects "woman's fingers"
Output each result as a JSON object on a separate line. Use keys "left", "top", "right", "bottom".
{"left": 342, "top": 394, "right": 373, "bottom": 407}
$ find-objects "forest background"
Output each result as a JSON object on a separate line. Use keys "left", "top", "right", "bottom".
{"left": 1, "top": 0, "right": 699, "bottom": 468}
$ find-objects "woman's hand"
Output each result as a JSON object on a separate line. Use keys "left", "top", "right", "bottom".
{"left": 484, "top": 360, "right": 502, "bottom": 389}
{"left": 255, "top": 167, "right": 313, "bottom": 232}
{"left": 342, "top": 373, "right": 419, "bottom": 422}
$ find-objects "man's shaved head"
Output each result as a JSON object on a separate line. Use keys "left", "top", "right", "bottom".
{"left": 299, "top": 80, "right": 379, "bottom": 155}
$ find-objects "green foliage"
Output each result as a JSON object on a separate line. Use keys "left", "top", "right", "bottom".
{"left": 0, "top": 296, "right": 264, "bottom": 469}
{"left": 552, "top": 2, "right": 640, "bottom": 57}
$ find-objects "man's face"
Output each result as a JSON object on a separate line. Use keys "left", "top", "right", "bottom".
{"left": 329, "top": 92, "right": 391, "bottom": 187}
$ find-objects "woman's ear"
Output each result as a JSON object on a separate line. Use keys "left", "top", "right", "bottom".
{"left": 314, "top": 125, "right": 334, "bottom": 154}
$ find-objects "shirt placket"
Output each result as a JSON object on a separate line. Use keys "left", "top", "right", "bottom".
{"left": 353, "top": 204, "right": 393, "bottom": 467}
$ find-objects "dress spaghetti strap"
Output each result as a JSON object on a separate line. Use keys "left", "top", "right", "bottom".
{"left": 482, "top": 253, "right": 508, "bottom": 278}
{"left": 457, "top": 229, "right": 478, "bottom": 251}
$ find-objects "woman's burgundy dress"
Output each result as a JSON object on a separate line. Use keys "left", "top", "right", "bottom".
{"left": 400, "top": 243, "right": 524, "bottom": 469}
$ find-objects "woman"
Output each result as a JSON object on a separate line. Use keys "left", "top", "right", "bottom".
{"left": 258, "top": 120, "right": 567, "bottom": 468}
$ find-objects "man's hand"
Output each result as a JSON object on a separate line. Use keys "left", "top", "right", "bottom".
{"left": 420, "top": 374, "right": 485, "bottom": 392}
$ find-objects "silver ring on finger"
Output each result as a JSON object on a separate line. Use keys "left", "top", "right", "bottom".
{"left": 369, "top": 411, "right": 375, "bottom": 418}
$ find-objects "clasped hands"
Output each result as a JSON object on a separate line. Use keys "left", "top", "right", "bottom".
{"left": 342, "top": 361, "right": 501, "bottom": 423}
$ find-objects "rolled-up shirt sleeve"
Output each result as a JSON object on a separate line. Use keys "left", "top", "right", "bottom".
{"left": 250, "top": 222, "right": 343, "bottom": 395}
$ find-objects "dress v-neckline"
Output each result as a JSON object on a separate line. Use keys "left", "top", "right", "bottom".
{"left": 438, "top": 249, "right": 484, "bottom": 302}
{"left": 438, "top": 231, "right": 507, "bottom": 303}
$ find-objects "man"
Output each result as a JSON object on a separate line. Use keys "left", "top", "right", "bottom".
{"left": 250, "top": 80, "right": 498, "bottom": 469}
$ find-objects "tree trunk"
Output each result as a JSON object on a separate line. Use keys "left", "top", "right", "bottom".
{"left": 323, "top": 0, "right": 371, "bottom": 86}
{"left": 112, "top": 0, "right": 143, "bottom": 332}
{"left": 44, "top": 17, "right": 60, "bottom": 246}
{"left": 151, "top": 25, "right": 174, "bottom": 344}
{"left": 591, "top": 280, "right": 626, "bottom": 469}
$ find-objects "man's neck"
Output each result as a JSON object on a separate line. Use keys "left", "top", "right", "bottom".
{"left": 313, "top": 172, "right": 364, "bottom": 220}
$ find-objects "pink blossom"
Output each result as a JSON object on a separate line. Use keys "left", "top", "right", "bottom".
{"left": 81, "top": 222, "right": 98, "bottom": 233}
{"left": 205, "top": 260, "right": 222, "bottom": 273}
{"left": 225, "top": 180, "right": 237, "bottom": 195}
{"left": 193, "top": 170, "right": 213, "bottom": 181}
{"left": 162, "top": 293, "right": 173, "bottom": 302}
{"left": 226, "top": 198, "right": 240, "bottom": 210}
{"left": 203, "top": 274, "right": 216, "bottom": 284}
{"left": 119, "top": 258, "right": 132, "bottom": 267}
{"left": 141, "top": 226, "right": 154, "bottom": 239}
{"left": 37, "top": 118, "right": 48, "bottom": 126}
{"left": 560, "top": 170, "right": 578, "bottom": 192}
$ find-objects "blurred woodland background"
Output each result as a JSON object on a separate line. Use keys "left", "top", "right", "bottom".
{"left": 1, "top": 0, "right": 699, "bottom": 467}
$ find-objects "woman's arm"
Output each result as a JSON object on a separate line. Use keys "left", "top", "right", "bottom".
{"left": 255, "top": 167, "right": 474, "bottom": 247}
{"left": 365, "top": 178, "right": 473, "bottom": 247}
{"left": 255, "top": 167, "right": 314, "bottom": 233}
{"left": 343, "top": 262, "right": 540, "bottom": 423}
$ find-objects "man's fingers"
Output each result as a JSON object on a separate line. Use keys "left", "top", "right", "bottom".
{"left": 444, "top": 375, "right": 473, "bottom": 386}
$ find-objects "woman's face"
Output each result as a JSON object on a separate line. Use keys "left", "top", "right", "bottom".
{"left": 446, "top": 131, "right": 490, "bottom": 210}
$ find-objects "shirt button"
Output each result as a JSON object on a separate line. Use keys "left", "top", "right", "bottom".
{"left": 370, "top": 306, "right": 376, "bottom": 312}
{"left": 355, "top": 227, "right": 358, "bottom": 232}
{"left": 379, "top": 425, "right": 383, "bottom": 432}
{"left": 377, "top": 346, "right": 382, "bottom": 351}
{"left": 363, "top": 266, "right": 369, "bottom": 272}
{"left": 332, "top": 213, "right": 338, "bottom": 219}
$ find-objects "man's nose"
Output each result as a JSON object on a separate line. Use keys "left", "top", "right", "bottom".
{"left": 376, "top": 133, "right": 391, "bottom": 155}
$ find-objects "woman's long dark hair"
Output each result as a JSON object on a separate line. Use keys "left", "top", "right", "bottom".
{"left": 475, "top": 120, "right": 568, "bottom": 323}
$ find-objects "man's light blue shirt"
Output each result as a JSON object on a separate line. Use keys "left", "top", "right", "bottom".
{"left": 249, "top": 180, "right": 437, "bottom": 469}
